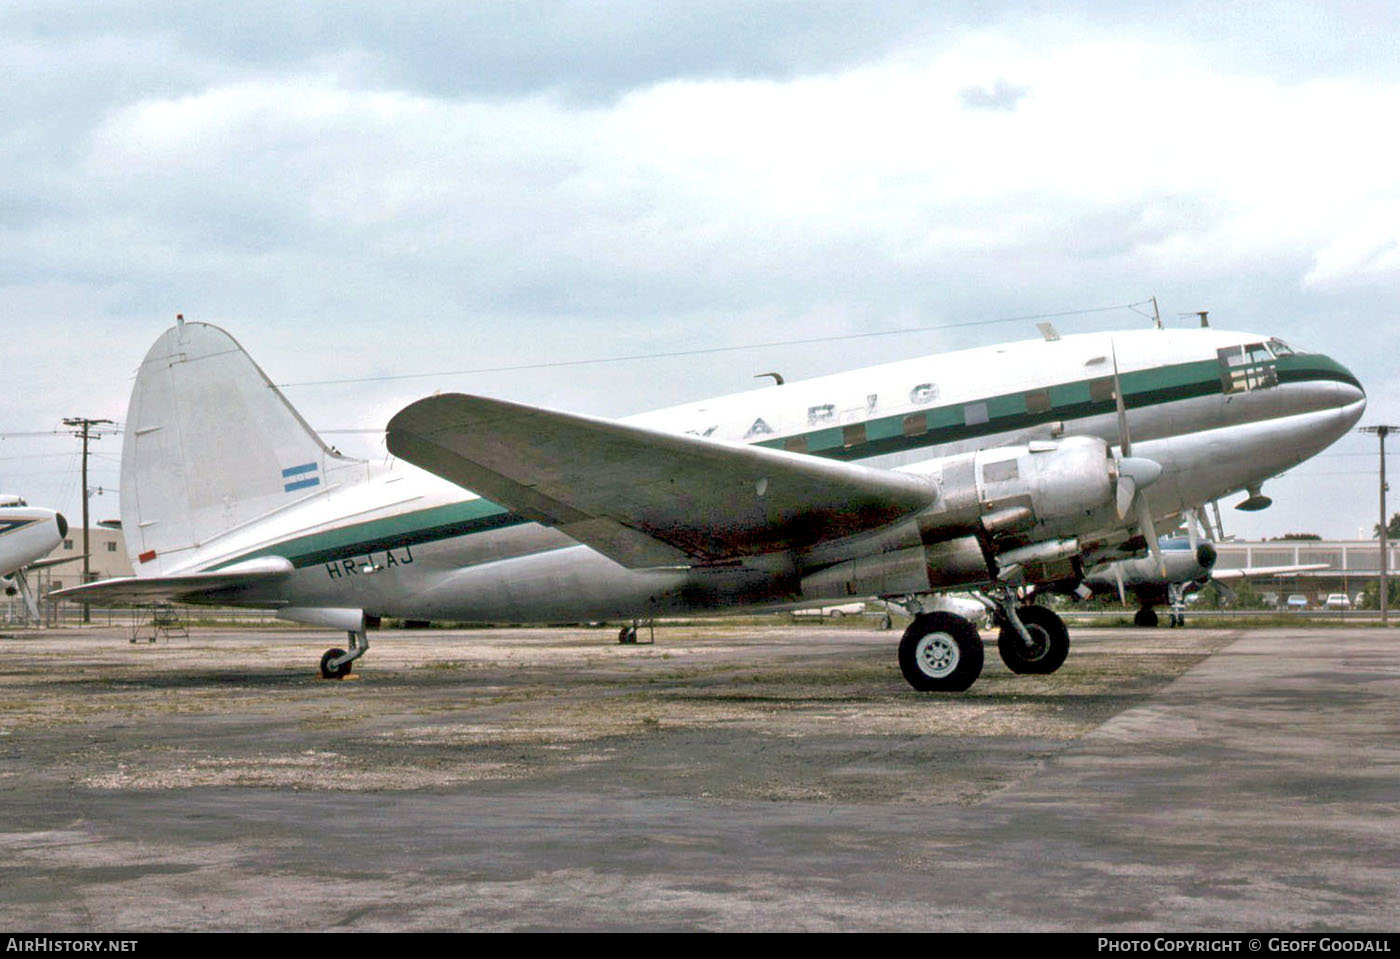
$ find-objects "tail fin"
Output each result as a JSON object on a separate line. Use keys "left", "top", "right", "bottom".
{"left": 121, "top": 319, "right": 363, "bottom": 574}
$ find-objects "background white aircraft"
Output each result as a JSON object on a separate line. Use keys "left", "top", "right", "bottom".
{"left": 1081, "top": 532, "right": 1328, "bottom": 627}
{"left": 1, "top": 496, "right": 70, "bottom": 622}
{"left": 54, "top": 318, "right": 1364, "bottom": 691}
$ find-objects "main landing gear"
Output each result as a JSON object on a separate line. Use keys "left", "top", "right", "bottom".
{"left": 1135, "top": 606, "right": 1185, "bottom": 627}
{"left": 898, "top": 612, "right": 984, "bottom": 691}
{"left": 896, "top": 597, "right": 1070, "bottom": 692}
{"left": 320, "top": 625, "right": 369, "bottom": 679}
{"left": 617, "top": 619, "right": 655, "bottom": 644}
{"left": 995, "top": 604, "right": 1070, "bottom": 674}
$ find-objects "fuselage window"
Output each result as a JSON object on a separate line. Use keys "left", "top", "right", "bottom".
{"left": 1089, "top": 377, "right": 1116, "bottom": 403}
{"left": 1218, "top": 343, "right": 1278, "bottom": 394}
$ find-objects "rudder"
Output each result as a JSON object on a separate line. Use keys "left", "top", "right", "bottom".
{"left": 120, "top": 318, "right": 362, "bottom": 574}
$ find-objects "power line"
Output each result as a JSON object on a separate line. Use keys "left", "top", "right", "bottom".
{"left": 62, "top": 417, "right": 116, "bottom": 625}
{"left": 275, "top": 300, "right": 1154, "bottom": 388}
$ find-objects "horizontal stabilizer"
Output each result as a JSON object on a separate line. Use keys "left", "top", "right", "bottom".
{"left": 386, "top": 394, "right": 937, "bottom": 567}
{"left": 25, "top": 554, "right": 85, "bottom": 571}
{"left": 49, "top": 556, "right": 293, "bottom": 607}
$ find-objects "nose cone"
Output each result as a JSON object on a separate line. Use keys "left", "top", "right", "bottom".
{"left": 1326, "top": 354, "right": 1367, "bottom": 429}
{"left": 1196, "top": 542, "right": 1217, "bottom": 570}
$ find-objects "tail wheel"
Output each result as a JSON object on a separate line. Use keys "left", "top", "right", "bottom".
{"left": 898, "top": 612, "right": 984, "bottom": 692}
{"left": 996, "top": 605, "right": 1070, "bottom": 675}
{"left": 320, "top": 647, "right": 351, "bottom": 679}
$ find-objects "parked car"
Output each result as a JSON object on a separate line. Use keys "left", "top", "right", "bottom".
{"left": 791, "top": 602, "right": 867, "bottom": 619}
{"left": 1285, "top": 594, "right": 1309, "bottom": 610}
{"left": 1323, "top": 593, "right": 1352, "bottom": 610}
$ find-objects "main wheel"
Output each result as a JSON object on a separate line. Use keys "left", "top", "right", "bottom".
{"left": 1134, "top": 607, "right": 1159, "bottom": 628}
{"left": 320, "top": 647, "right": 351, "bottom": 679}
{"left": 997, "top": 605, "right": 1070, "bottom": 675}
{"left": 618, "top": 625, "right": 637, "bottom": 644}
{"left": 898, "top": 612, "right": 984, "bottom": 692}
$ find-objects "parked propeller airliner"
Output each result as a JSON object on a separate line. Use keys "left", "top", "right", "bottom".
{"left": 53, "top": 318, "right": 1364, "bottom": 691}
{"left": 1082, "top": 532, "right": 1328, "bottom": 627}
{"left": 1, "top": 496, "right": 69, "bottom": 621}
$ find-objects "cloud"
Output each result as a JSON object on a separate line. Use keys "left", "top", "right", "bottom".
{"left": 4, "top": 4, "right": 1399, "bottom": 538}
{"left": 959, "top": 78, "right": 1029, "bottom": 111}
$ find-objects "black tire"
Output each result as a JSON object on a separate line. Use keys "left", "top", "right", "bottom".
{"left": 320, "top": 647, "right": 351, "bottom": 679}
{"left": 997, "top": 605, "right": 1070, "bottom": 675}
{"left": 618, "top": 626, "right": 637, "bottom": 644}
{"left": 1134, "top": 607, "right": 1159, "bottom": 628}
{"left": 898, "top": 612, "right": 984, "bottom": 692}
{"left": 879, "top": 614, "right": 893, "bottom": 631}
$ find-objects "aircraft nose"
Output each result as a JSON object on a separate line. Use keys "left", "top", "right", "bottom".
{"left": 1330, "top": 357, "right": 1367, "bottom": 429}
{"left": 1196, "top": 542, "right": 1217, "bottom": 570}
{"left": 1302, "top": 349, "right": 1367, "bottom": 429}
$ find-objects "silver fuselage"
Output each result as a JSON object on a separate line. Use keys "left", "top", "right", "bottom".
{"left": 140, "top": 328, "right": 1368, "bottom": 622}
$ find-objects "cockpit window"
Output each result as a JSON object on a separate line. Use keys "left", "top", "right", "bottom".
{"left": 1266, "top": 337, "right": 1297, "bottom": 357}
{"left": 1218, "top": 343, "right": 1279, "bottom": 394}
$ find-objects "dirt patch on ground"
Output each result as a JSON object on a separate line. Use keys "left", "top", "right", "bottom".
{"left": 0, "top": 622, "right": 1238, "bottom": 805}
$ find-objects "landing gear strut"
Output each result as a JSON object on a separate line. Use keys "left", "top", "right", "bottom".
{"left": 320, "top": 625, "right": 369, "bottom": 679}
{"left": 1166, "top": 582, "right": 1186, "bottom": 627}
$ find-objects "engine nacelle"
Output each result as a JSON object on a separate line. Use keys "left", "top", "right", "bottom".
{"left": 917, "top": 435, "right": 1117, "bottom": 546}
{"left": 799, "top": 436, "right": 1136, "bottom": 601}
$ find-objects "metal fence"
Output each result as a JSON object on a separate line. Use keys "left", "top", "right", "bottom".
{"left": 2, "top": 599, "right": 280, "bottom": 629}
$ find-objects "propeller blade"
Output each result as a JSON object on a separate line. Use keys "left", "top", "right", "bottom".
{"left": 1135, "top": 496, "right": 1166, "bottom": 578}
{"left": 1112, "top": 341, "right": 1166, "bottom": 575}
{"left": 1117, "top": 474, "right": 1137, "bottom": 520}
{"left": 1187, "top": 507, "right": 1205, "bottom": 553}
{"left": 1112, "top": 340, "right": 1132, "bottom": 457}
{"left": 13, "top": 568, "right": 40, "bottom": 622}
{"left": 1115, "top": 456, "right": 1162, "bottom": 520}
{"left": 1113, "top": 563, "right": 1128, "bottom": 606}
{"left": 1211, "top": 578, "right": 1237, "bottom": 603}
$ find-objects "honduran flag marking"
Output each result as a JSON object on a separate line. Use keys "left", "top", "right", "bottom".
{"left": 282, "top": 462, "right": 320, "bottom": 492}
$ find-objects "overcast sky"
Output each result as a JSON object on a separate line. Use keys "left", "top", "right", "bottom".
{"left": 3, "top": 1, "right": 1396, "bottom": 541}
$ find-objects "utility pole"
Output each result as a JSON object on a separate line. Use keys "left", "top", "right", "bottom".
{"left": 62, "top": 417, "right": 115, "bottom": 624}
{"left": 1361, "top": 425, "right": 1397, "bottom": 625}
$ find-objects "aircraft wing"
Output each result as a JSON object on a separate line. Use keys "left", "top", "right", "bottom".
{"left": 47, "top": 556, "right": 293, "bottom": 606}
{"left": 386, "top": 394, "right": 936, "bottom": 568}
{"left": 1211, "top": 563, "right": 1330, "bottom": 581}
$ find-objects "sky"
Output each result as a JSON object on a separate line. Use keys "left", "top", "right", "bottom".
{"left": 3, "top": 1, "right": 1397, "bottom": 540}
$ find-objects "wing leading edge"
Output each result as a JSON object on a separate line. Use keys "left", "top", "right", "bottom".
{"left": 386, "top": 394, "right": 937, "bottom": 568}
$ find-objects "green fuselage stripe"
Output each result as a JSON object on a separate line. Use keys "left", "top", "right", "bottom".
{"left": 224, "top": 356, "right": 1356, "bottom": 570}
